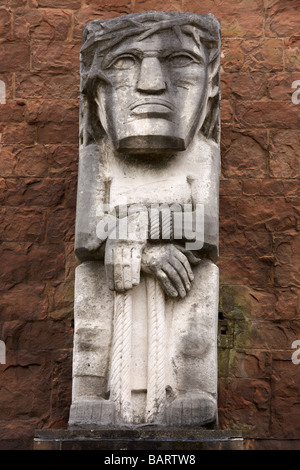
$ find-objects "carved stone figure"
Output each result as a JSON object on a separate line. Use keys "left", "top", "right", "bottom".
{"left": 69, "top": 11, "right": 221, "bottom": 428}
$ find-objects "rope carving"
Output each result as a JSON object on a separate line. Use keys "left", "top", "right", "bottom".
{"left": 146, "top": 276, "right": 166, "bottom": 423}
{"left": 109, "top": 290, "right": 133, "bottom": 423}
{"left": 109, "top": 277, "right": 166, "bottom": 424}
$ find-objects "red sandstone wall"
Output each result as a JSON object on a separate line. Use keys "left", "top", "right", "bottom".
{"left": 0, "top": 0, "right": 299, "bottom": 450}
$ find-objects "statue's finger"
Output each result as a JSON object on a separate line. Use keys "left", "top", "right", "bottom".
{"left": 113, "top": 245, "right": 125, "bottom": 292}
{"left": 122, "top": 246, "right": 132, "bottom": 290}
{"left": 150, "top": 267, "right": 178, "bottom": 298}
{"left": 169, "top": 256, "right": 191, "bottom": 292}
{"left": 131, "top": 246, "right": 142, "bottom": 286}
{"left": 173, "top": 248, "right": 194, "bottom": 281}
{"left": 162, "top": 263, "right": 187, "bottom": 298}
{"left": 175, "top": 245, "right": 201, "bottom": 266}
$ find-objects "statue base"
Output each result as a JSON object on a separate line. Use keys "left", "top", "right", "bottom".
{"left": 33, "top": 427, "right": 244, "bottom": 450}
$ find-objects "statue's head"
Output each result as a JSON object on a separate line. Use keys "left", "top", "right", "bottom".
{"left": 81, "top": 11, "right": 221, "bottom": 154}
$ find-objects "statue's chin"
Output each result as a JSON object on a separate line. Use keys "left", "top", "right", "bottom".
{"left": 116, "top": 135, "right": 186, "bottom": 155}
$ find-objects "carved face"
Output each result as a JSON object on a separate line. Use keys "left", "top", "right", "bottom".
{"left": 95, "top": 28, "right": 209, "bottom": 154}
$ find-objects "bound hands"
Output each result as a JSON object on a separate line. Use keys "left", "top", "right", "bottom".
{"left": 105, "top": 239, "right": 200, "bottom": 299}
{"left": 141, "top": 244, "right": 200, "bottom": 298}
{"left": 104, "top": 210, "right": 201, "bottom": 298}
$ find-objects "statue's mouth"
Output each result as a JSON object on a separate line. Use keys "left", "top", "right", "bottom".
{"left": 129, "top": 98, "right": 174, "bottom": 116}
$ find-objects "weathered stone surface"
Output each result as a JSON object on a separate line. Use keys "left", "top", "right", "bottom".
{"left": 0, "top": 208, "right": 46, "bottom": 242}
{"left": 34, "top": 0, "right": 81, "bottom": 8}
{"left": 236, "top": 197, "right": 298, "bottom": 232}
{"left": 0, "top": 177, "right": 65, "bottom": 206}
{"left": 242, "top": 179, "right": 299, "bottom": 197}
{"left": 221, "top": 130, "right": 268, "bottom": 178}
{"left": 222, "top": 72, "right": 267, "bottom": 101}
{"left": 2, "top": 319, "right": 73, "bottom": 352}
{"left": 220, "top": 230, "right": 273, "bottom": 264}
{"left": 49, "top": 280, "right": 74, "bottom": 319}
{"left": 0, "top": 242, "right": 65, "bottom": 289}
{"left": 0, "top": 8, "right": 12, "bottom": 40}
{"left": 14, "top": 8, "right": 72, "bottom": 40}
{"left": 235, "top": 101, "right": 300, "bottom": 129}
{"left": 218, "top": 255, "right": 273, "bottom": 287}
{"left": 14, "top": 145, "right": 49, "bottom": 177}
{"left": 184, "top": 0, "right": 264, "bottom": 38}
{"left": 15, "top": 72, "right": 79, "bottom": 100}
{"left": 47, "top": 208, "right": 75, "bottom": 243}
{"left": 274, "top": 288, "right": 300, "bottom": 321}
{"left": 0, "top": 100, "right": 25, "bottom": 122}
{"left": 226, "top": 350, "right": 272, "bottom": 379}
{"left": 222, "top": 38, "right": 283, "bottom": 73}
{"left": 70, "top": 11, "right": 221, "bottom": 428}
{"left": 274, "top": 232, "right": 300, "bottom": 288}
{"left": 73, "top": 6, "right": 133, "bottom": 39}
{"left": 267, "top": 72, "right": 300, "bottom": 101}
{"left": 134, "top": 0, "right": 183, "bottom": 12}
{"left": 218, "top": 377, "right": 271, "bottom": 434}
{"left": 0, "top": 43, "right": 30, "bottom": 72}
{"left": 0, "top": 283, "right": 48, "bottom": 321}
{"left": 0, "top": 0, "right": 298, "bottom": 450}
{"left": 270, "top": 351, "right": 300, "bottom": 438}
{"left": 219, "top": 178, "right": 242, "bottom": 197}
{"left": 47, "top": 145, "right": 79, "bottom": 176}
{"left": 285, "top": 36, "right": 300, "bottom": 72}
{"left": 31, "top": 42, "right": 80, "bottom": 72}
{"left": 37, "top": 122, "right": 78, "bottom": 144}
{"left": 269, "top": 130, "right": 300, "bottom": 178}
{"left": 265, "top": 1, "right": 300, "bottom": 38}
{"left": 0, "top": 123, "right": 36, "bottom": 145}
{"left": 25, "top": 100, "right": 78, "bottom": 124}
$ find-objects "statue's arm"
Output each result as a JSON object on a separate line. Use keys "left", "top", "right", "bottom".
{"left": 74, "top": 144, "right": 107, "bottom": 261}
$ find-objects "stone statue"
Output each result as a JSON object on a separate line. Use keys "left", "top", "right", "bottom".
{"left": 69, "top": 11, "right": 221, "bottom": 428}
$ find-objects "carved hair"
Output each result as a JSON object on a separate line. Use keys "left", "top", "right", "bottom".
{"left": 80, "top": 11, "right": 221, "bottom": 145}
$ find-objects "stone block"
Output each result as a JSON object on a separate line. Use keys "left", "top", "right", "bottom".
{"left": 0, "top": 43, "right": 30, "bottom": 72}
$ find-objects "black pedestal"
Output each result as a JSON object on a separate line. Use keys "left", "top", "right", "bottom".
{"left": 34, "top": 427, "right": 244, "bottom": 450}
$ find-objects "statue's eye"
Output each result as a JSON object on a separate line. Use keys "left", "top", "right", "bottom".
{"left": 109, "top": 55, "right": 137, "bottom": 70}
{"left": 168, "top": 53, "right": 199, "bottom": 67}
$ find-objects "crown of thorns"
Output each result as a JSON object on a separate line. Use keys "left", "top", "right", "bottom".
{"left": 81, "top": 11, "right": 220, "bottom": 60}
{"left": 80, "top": 11, "right": 221, "bottom": 93}
{"left": 80, "top": 12, "right": 221, "bottom": 142}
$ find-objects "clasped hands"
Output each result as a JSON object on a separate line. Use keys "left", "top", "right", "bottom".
{"left": 104, "top": 212, "right": 200, "bottom": 299}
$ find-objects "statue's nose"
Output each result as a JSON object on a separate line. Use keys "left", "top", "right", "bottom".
{"left": 137, "top": 57, "right": 167, "bottom": 93}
